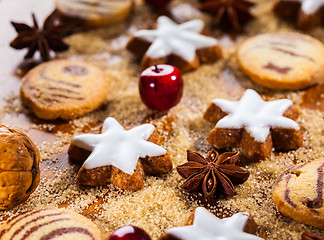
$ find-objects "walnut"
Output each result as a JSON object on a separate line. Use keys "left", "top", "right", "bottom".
{"left": 0, "top": 124, "right": 40, "bottom": 210}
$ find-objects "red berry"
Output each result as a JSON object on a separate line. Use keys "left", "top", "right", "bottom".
{"left": 108, "top": 225, "right": 152, "bottom": 240}
{"left": 139, "top": 64, "right": 183, "bottom": 111}
{"left": 144, "top": 0, "right": 172, "bottom": 8}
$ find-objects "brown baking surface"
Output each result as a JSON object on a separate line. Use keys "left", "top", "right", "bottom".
{"left": 0, "top": 0, "right": 324, "bottom": 239}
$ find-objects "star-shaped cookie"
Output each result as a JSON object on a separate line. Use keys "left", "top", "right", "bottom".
{"left": 68, "top": 117, "right": 172, "bottom": 190}
{"left": 160, "top": 207, "right": 263, "bottom": 240}
{"left": 204, "top": 89, "right": 303, "bottom": 161}
{"left": 126, "top": 16, "right": 222, "bottom": 72}
{"left": 274, "top": 0, "right": 324, "bottom": 30}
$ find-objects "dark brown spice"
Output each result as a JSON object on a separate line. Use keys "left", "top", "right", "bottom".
{"left": 302, "top": 232, "right": 324, "bottom": 240}
{"left": 176, "top": 149, "right": 249, "bottom": 199}
{"left": 10, "top": 10, "right": 76, "bottom": 61}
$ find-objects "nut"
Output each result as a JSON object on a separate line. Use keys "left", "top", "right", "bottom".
{"left": 0, "top": 124, "right": 40, "bottom": 210}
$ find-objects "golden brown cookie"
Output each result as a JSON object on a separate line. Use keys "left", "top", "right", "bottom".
{"left": 0, "top": 207, "right": 103, "bottom": 239}
{"left": 204, "top": 89, "right": 303, "bottom": 161}
{"left": 273, "top": 159, "right": 324, "bottom": 229}
{"left": 0, "top": 124, "right": 40, "bottom": 210}
{"left": 56, "top": 0, "right": 133, "bottom": 27}
{"left": 237, "top": 32, "right": 324, "bottom": 90}
{"left": 126, "top": 16, "right": 222, "bottom": 73}
{"left": 20, "top": 59, "right": 109, "bottom": 120}
{"left": 68, "top": 117, "right": 172, "bottom": 190}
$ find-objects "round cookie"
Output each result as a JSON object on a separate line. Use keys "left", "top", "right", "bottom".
{"left": 0, "top": 124, "right": 40, "bottom": 210}
{"left": 21, "top": 59, "right": 109, "bottom": 120}
{"left": 237, "top": 32, "right": 324, "bottom": 90}
{"left": 56, "top": 0, "right": 133, "bottom": 27}
{"left": 273, "top": 159, "right": 324, "bottom": 229}
{"left": 0, "top": 207, "right": 103, "bottom": 239}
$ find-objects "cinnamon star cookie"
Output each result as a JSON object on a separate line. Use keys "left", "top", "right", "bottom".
{"left": 0, "top": 207, "right": 103, "bottom": 239}
{"left": 160, "top": 207, "right": 263, "bottom": 240}
{"left": 237, "top": 32, "right": 324, "bottom": 90}
{"left": 126, "top": 16, "right": 222, "bottom": 73}
{"left": 20, "top": 59, "right": 109, "bottom": 120}
{"left": 68, "top": 117, "right": 172, "bottom": 190}
{"left": 204, "top": 89, "right": 303, "bottom": 161}
{"left": 273, "top": 159, "right": 324, "bottom": 229}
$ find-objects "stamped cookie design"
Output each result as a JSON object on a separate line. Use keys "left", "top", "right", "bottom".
{"left": 273, "top": 159, "right": 324, "bottom": 229}
{"left": 0, "top": 207, "right": 103, "bottom": 240}
{"left": 237, "top": 32, "right": 324, "bottom": 90}
{"left": 56, "top": 0, "right": 133, "bottom": 27}
{"left": 126, "top": 16, "right": 222, "bottom": 72}
{"left": 68, "top": 117, "right": 172, "bottom": 190}
{"left": 20, "top": 59, "right": 109, "bottom": 120}
{"left": 160, "top": 207, "right": 263, "bottom": 240}
{"left": 273, "top": 0, "right": 324, "bottom": 30}
{"left": 204, "top": 89, "right": 303, "bottom": 161}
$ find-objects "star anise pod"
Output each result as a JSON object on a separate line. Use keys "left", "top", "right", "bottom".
{"left": 177, "top": 149, "right": 249, "bottom": 199}
{"left": 10, "top": 10, "right": 75, "bottom": 61}
{"left": 199, "top": 0, "right": 255, "bottom": 31}
{"left": 302, "top": 232, "right": 324, "bottom": 240}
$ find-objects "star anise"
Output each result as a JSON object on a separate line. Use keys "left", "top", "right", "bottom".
{"left": 302, "top": 232, "right": 324, "bottom": 240}
{"left": 10, "top": 10, "right": 75, "bottom": 61}
{"left": 199, "top": 0, "right": 255, "bottom": 31}
{"left": 176, "top": 149, "right": 249, "bottom": 199}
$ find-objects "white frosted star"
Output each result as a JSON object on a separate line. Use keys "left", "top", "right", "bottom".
{"left": 212, "top": 89, "right": 300, "bottom": 142}
{"left": 72, "top": 117, "right": 167, "bottom": 175}
{"left": 167, "top": 207, "right": 263, "bottom": 240}
{"left": 292, "top": 0, "right": 324, "bottom": 14}
{"left": 134, "top": 16, "right": 217, "bottom": 62}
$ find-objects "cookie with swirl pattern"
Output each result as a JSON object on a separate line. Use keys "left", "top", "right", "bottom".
{"left": 20, "top": 59, "right": 109, "bottom": 120}
{"left": 0, "top": 207, "right": 103, "bottom": 239}
{"left": 273, "top": 159, "right": 324, "bottom": 229}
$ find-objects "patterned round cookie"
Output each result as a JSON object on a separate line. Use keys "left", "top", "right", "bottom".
{"left": 20, "top": 60, "right": 109, "bottom": 120}
{"left": 237, "top": 32, "right": 324, "bottom": 90}
{"left": 56, "top": 0, "right": 133, "bottom": 27}
{"left": 0, "top": 207, "right": 103, "bottom": 239}
{"left": 273, "top": 159, "right": 324, "bottom": 229}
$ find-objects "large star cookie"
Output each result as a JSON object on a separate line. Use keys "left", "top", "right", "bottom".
{"left": 160, "top": 207, "right": 263, "bottom": 240}
{"left": 204, "top": 89, "right": 303, "bottom": 161}
{"left": 68, "top": 117, "right": 172, "bottom": 190}
{"left": 126, "top": 16, "right": 222, "bottom": 72}
{"left": 274, "top": 0, "right": 324, "bottom": 30}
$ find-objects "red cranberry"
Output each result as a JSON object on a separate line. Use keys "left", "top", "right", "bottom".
{"left": 139, "top": 64, "right": 183, "bottom": 111}
{"left": 108, "top": 225, "right": 152, "bottom": 240}
{"left": 144, "top": 0, "right": 172, "bottom": 8}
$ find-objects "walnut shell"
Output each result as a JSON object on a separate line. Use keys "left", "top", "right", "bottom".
{"left": 0, "top": 124, "right": 40, "bottom": 210}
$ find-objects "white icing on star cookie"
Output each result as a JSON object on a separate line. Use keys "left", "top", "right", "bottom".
{"left": 134, "top": 16, "right": 217, "bottom": 62}
{"left": 72, "top": 117, "right": 167, "bottom": 175}
{"left": 167, "top": 207, "right": 263, "bottom": 240}
{"left": 288, "top": 0, "right": 324, "bottom": 14}
{"left": 212, "top": 89, "right": 300, "bottom": 142}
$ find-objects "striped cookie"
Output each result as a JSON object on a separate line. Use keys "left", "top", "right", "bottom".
{"left": 20, "top": 60, "right": 109, "bottom": 120}
{"left": 0, "top": 207, "right": 103, "bottom": 240}
{"left": 237, "top": 32, "right": 324, "bottom": 90}
{"left": 56, "top": 0, "right": 133, "bottom": 27}
{"left": 273, "top": 159, "right": 324, "bottom": 229}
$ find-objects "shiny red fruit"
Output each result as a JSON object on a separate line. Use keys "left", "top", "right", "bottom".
{"left": 139, "top": 64, "right": 183, "bottom": 111}
{"left": 108, "top": 225, "right": 152, "bottom": 240}
{"left": 144, "top": 0, "right": 172, "bottom": 8}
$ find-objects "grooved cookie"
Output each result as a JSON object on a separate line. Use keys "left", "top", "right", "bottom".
{"left": 56, "top": 0, "right": 133, "bottom": 27}
{"left": 20, "top": 60, "right": 109, "bottom": 120}
{"left": 237, "top": 32, "right": 324, "bottom": 90}
{"left": 273, "top": 159, "right": 324, "bottom": 229}
{"left": 0, "top": 207, "right": 103, "bottom": 239}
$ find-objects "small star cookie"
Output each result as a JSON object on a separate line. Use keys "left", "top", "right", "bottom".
{"left": 68, "top": 117, "right": 172, "bottom": 190}
{"left": 273, "top": 0, "right": 324, "bottom": 30}
{"left": 126, "top": 16, "right": 222, "bottom": 72}
{"left": 160, "top": 207, "right": 263, "bottom": 240}
{"left": 204, "top": 89, "right": 303, "bottom": 161}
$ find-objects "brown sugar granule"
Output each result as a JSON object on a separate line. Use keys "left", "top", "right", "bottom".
{"left": 0, "top": 0, "right": 324, "bottom": 239}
